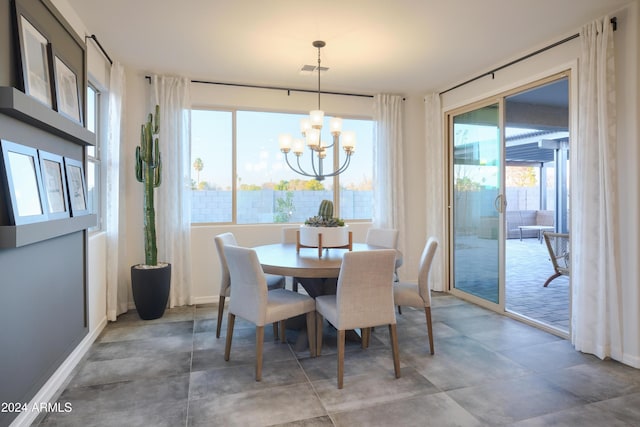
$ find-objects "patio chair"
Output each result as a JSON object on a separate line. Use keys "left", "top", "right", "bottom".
{"left": 542, "top": 232, "right": 570, "bottom": 287}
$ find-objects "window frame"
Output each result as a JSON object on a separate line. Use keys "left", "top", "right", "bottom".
{"left": 86, "top": 82, "right": 103, "bottom": 232}
{"left": 190, "top": 106, "right": 373, "bottom": 225}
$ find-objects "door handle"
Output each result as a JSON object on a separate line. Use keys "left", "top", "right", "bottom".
{"left": 494, "top": 194, "right": 506, "bottom": 213}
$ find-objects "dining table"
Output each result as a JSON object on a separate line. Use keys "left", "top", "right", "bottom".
{"left": 253, "top": 242, "right": 403, "bottom": 280}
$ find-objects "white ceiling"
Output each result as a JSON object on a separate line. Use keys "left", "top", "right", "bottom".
{"left": 65, "top": 0, "right": 631, "bottom": 95}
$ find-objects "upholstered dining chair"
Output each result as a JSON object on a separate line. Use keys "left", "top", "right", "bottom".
{"left": 281, "top": 227, "right": 302, "bottom": 292}
{"left": 393, "top": 237, "right": 438, "bottom": 355}
{"left": 223, "top": 244, "right": 316, "bottom": 381}
{"left": 315, "top": 249, "right": 400, "bottom": 389}
{"left": 214, "top": 232, "right": 285, "bottom": 339}
{"left": 366, "top": 227, "right": 401, "bottom": 284}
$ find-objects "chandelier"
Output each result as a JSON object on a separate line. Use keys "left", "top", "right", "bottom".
{"left": 278, "top": 40, "right": 356, "bottom": 181}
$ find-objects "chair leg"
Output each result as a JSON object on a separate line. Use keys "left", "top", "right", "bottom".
{"left": 255, "top": 325, "right": 264, "bottom": 381}
{"left": 425, "top": 307, "right": 434, "bottom": 355}
{"left": 337, "top": 329, "right": 345, "bottom": 389}
{"left": 543, "top": 272, "right": 561, "bottom": 287}
{"left": 216, "top": 295, "right": 226, "bottom": 338}
{"left": 224, "top": 313, "right": 235, "bottom": 361}
{"left": 272, "top": 323, "right": 279, "bottom": 341}
{"left": 280, "top": 320, "right": 286, "bottom": 343}
{"left": 292, "top": 279, "right": 299, "bottom": 292}
{"left": 361, "top": 327, "right": 370, "bottom": 349}
{"left": 306, "top": 312, "right": 316, "bottom": 357}
{"left": 397, "top": 305, "right": 402, "bottom": 315}
{"left": 389, "top": 324, "right": 401, "bottom": 379}
{"left": 315, "top": 312, "right": 324, "bottom": 356}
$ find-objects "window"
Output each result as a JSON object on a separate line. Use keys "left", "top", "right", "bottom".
{"left": 191, "top": 109, "right": 373, "bottom": 224}
{"left": 86, "top": 84, "right": 101, "bottom": 231}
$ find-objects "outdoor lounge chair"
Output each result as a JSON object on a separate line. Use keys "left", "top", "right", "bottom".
{"left": 542, "top": 232, "right": 570, "bottom": 287}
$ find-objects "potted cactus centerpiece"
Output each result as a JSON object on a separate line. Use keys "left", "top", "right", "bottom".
{"left": 298, "top": 200, "right": 351, "bottom": 257}
{"left": 131, "top": 105, "right": 171, "bottom": 320}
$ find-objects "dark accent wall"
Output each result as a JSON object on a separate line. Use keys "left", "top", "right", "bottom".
{"left": 0, "top": 1, "right": 93, "bottom": 426}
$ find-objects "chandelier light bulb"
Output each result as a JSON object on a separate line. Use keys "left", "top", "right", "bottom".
{"left": 342, "top": 131, "right": 356, "bottom": 151}
{"left": 300, "top": 118, "right": 311, "bottom": 135}
{"left": 306, "top": 128, "right": 321, "bottom": 148}
{"left": 310, "top": 110, "right": 324, "bottom": 128}
{"left": 292, "top": 138, "right": 304, "bottom": 155}
{"left": 329, "top": 117, "right": 343, "bottom": 134}
{"left": 278, "top": 133, "right": 292, "bottom": 152}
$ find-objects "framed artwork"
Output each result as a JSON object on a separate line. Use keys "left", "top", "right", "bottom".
{"left": 16, "top": 13, "right": 53, "bottom": 108}
{"left": 52, "top": 53, "right": 82, "bottom": 124}
{"left": 38, "top": 150, "right": 69, "bottom": 220}
{"left": 0, "top": 140, "right": 49, "bottom": 225}
{"left": 63, "top": 157, "right": 89, "bottom": 217}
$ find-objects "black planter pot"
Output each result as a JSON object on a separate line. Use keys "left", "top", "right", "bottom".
{"left": 131, "top": 263, "right": 171, "bottom": 320}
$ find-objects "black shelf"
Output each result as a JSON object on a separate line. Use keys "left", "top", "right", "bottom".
{"left": 0, "top": 86, "right": 95, "bottom": 147}
{"left": 0, "top": 215, "right": 96, "bottom": 248}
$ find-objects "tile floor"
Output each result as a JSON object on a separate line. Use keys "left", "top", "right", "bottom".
{"left": 35, "top": 293, "right": 640, "bottom": 427}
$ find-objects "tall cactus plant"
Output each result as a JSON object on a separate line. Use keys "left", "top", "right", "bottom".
{"left": 135, "top": 105, "right": 162, "bottom": 266}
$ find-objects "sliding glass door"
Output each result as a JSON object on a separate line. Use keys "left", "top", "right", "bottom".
{"left": 449, "top": 101, "right": 504, "bottom": 308}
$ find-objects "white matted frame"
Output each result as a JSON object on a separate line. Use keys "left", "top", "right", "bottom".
{"left": 16, "top": 12, "right": 53, "bottom": 108}
{"left": 38, "top": 150, "right": 69, "bottom": 220}
{"left": 63, "top": 157, "right": 89, "bottom": 217}
{"left": 52, "top": 52, "right": 82, "bottom": 124}
{"left": 0, "top": 140, "right": 49, "bottom": 225}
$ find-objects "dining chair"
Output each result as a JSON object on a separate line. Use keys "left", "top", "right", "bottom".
{"left": 214, "top": 232, "right": 285, "bottom": 339}
{"left": 366, "top": 227, "right": 401, "bottom": 287}
{"left": 315, "top": 249, "right": 400, "bottom": 389}
{"left": 223, "top": 244, "right": 316, "bottom": 381}
{"left": 281, "top": 227, "right": 302, "bottom": 292}
{"left": 393, "top": 237, "right": 438, "bottom": 354}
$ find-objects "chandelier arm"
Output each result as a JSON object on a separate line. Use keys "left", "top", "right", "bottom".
{"left": 283, "top": 152, "right": 315, "bottom": 178}
{"left": 314, "top": 153, "right": 353, "bottom": 179}
{"left": 307, "top": 151, "right": 322, "bottom": 178}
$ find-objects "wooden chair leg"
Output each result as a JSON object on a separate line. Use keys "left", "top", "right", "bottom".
{"left": 224, "top": 313, "right": 235, "bottom": 361}
{"left": 315, "top": 312, "right": 324, "bottom": 356}
{"left": 361, "top": 327, "right": 370, "bottom": 349}
{"left": 389, "top": 323, "right": 401, "bottom": 379}
{"left": 280, "top": 320, "right": 286, "bottom": 343}
{"left": 216, "top": 295, "right": 226, "bottom": 338}
{"left": 306, "top": 311, "right": 316, "bottom": 357}
{"left": 337, "top": 329, "right": 345, "bottom": 389}
{"left": 255, "top": 326, "right": 264, "bottom": 381}
{"left": 425, "top": 306, "right": 434, "bottom": 355}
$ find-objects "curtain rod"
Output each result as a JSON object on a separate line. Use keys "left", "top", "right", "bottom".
{"left": 145, "top": 76, "right": 374, "bottom": 98}
{"left": 86, "top": 34, "right": 113, "bottom": 65}
{"left": 439, "top": 17, "right": 617, "bottom": 96}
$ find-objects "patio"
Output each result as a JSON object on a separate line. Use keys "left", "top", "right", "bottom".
{"left": 453, "top": 235, "right": 570, "bottom": 334}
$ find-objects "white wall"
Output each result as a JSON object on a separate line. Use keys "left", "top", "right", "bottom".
{"left": 119, "top": 77, "right": 426, "bottom": 304}
{"left": 439, "top": 2, "right": 640, "bottom": 367}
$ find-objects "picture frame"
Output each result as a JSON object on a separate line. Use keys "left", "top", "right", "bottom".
{"left": 63, "top": 157, "right": 89, "bottom": 217}
{"left": 38, "top": 150, "right": 70, "bottom": 220}
{"left": 0, "top": 140, "right": 49, "bottom": 225}
{"left": 16, "top": 12, "right": 53, "bottom": 108}
{"left": 52, "top": 53, "right": 82, "bottom": 124}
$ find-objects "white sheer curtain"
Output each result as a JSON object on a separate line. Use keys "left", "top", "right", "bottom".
{"left": 424, "top": 93, "right": 446, "bottom": 292}
{"left": 106, "top": 61, "right": 128, "bottom": 321}
{"left": 572, "top": 16, "right": 622, "bottom": 360}
{"left": 373, "top": 94, "right": 406, "bottom": 257}
{"left": 150, "top": 75, "right": 192, "bottom": 307}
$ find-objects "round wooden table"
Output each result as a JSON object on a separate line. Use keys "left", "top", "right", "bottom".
{"left": 253, "top": 243, "right": 402, "bottom": 278}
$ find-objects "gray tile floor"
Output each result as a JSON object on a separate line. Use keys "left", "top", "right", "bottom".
{"left": 36, "top": 294, "right": 640, "bottom": 427}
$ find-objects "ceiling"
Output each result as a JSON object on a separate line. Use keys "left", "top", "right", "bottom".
{"left": 65, "top": 0, "right": 630, "bottom": 95}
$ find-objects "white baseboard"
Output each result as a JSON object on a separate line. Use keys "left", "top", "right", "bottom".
{"left": 192, "top": 295, "right": 219, "bottom": 305}
{"left": 9, "top": 317, "right": 107, "bottom": 427}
